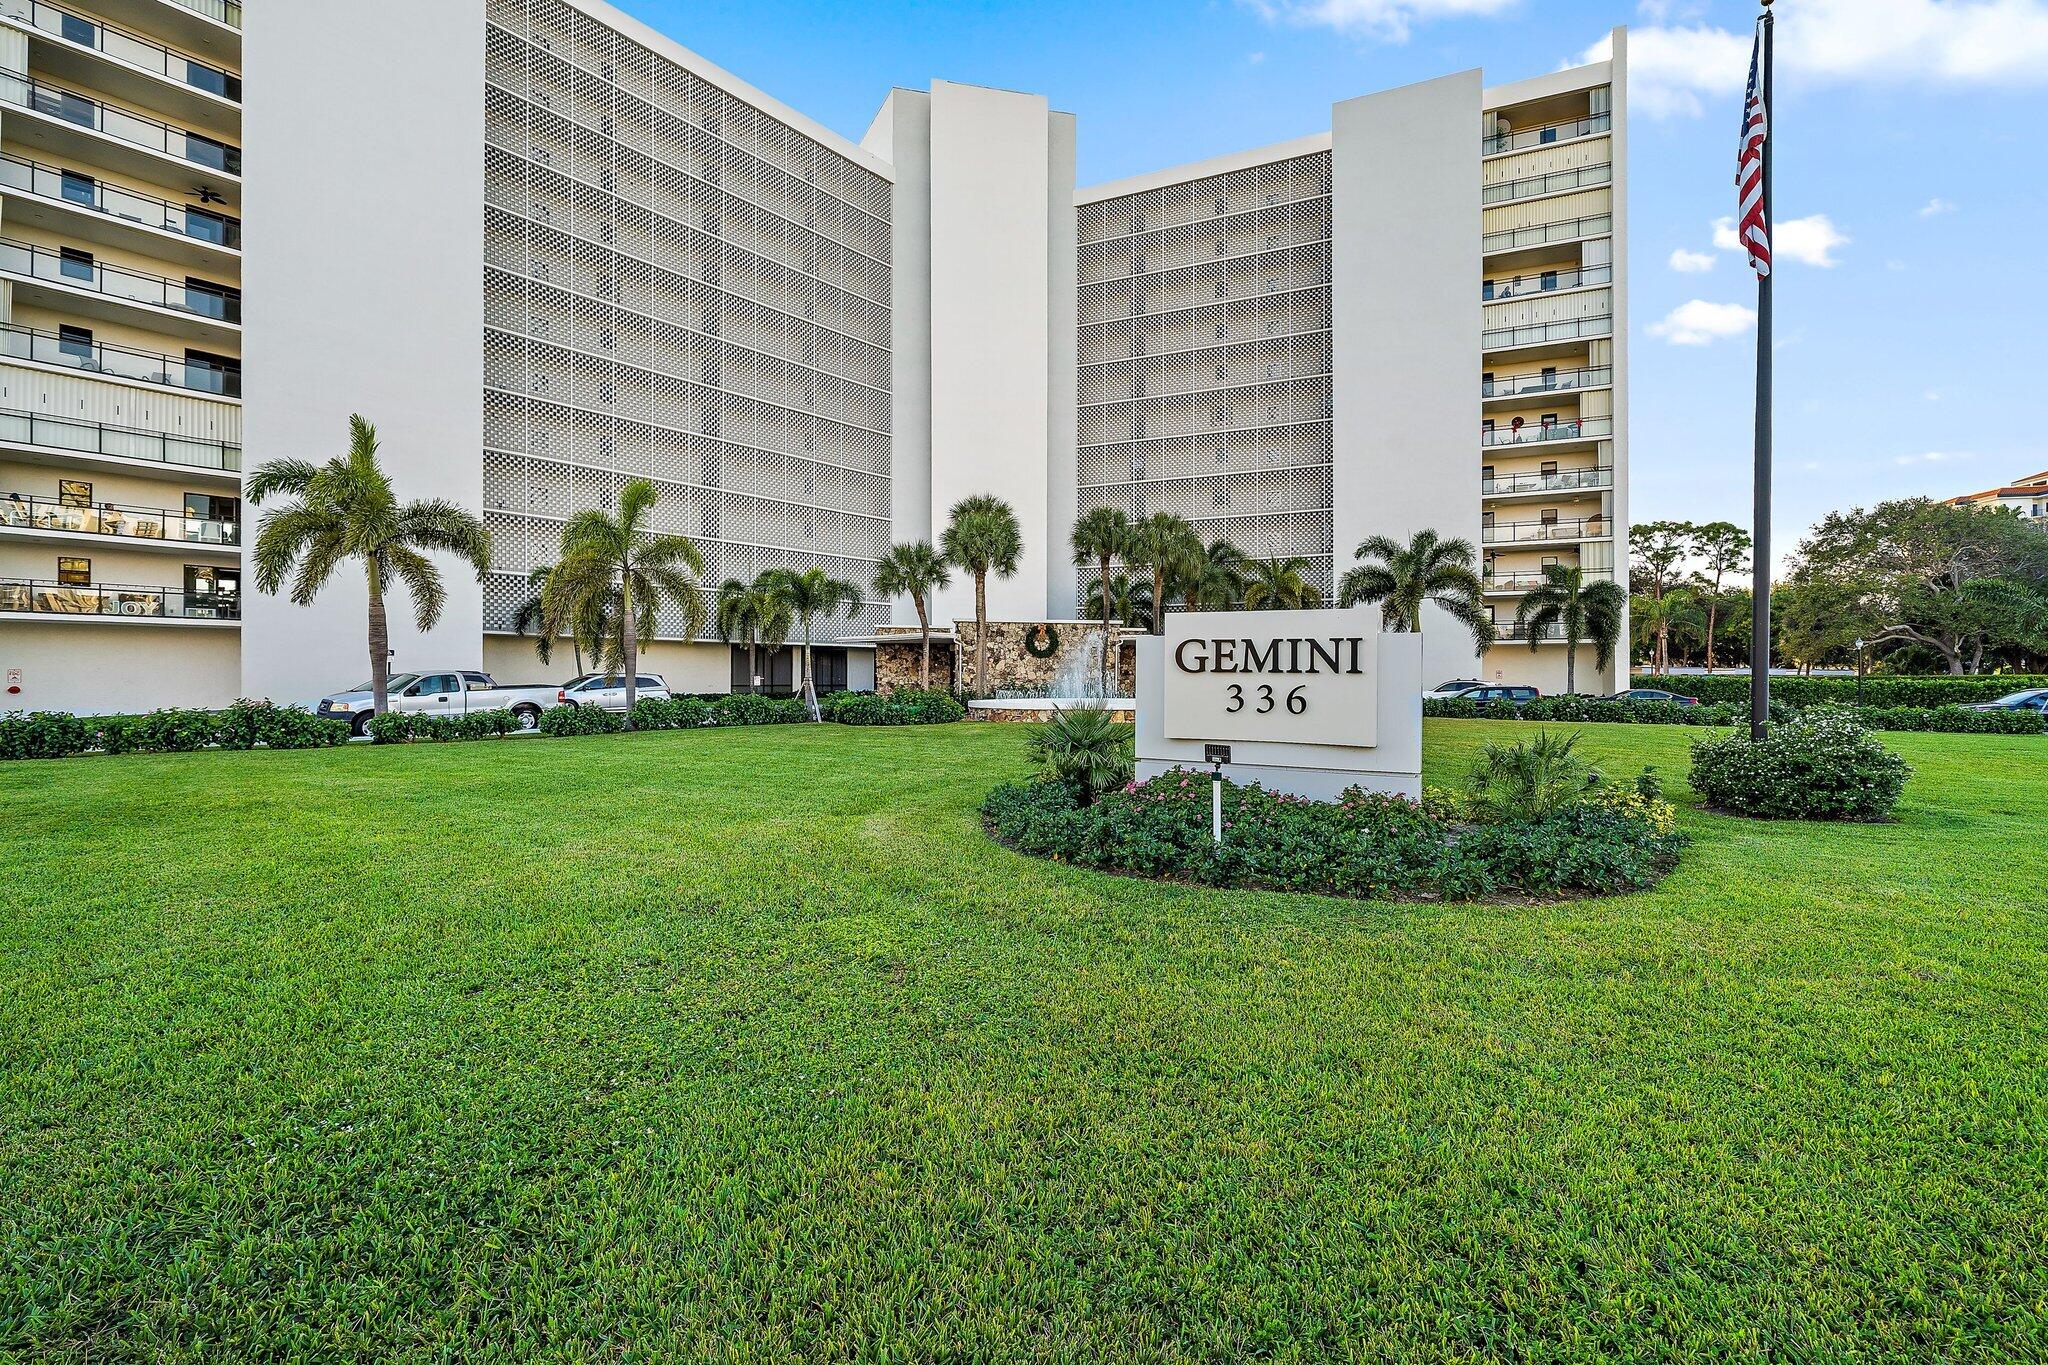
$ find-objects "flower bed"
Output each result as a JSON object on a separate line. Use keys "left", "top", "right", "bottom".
{"left": 983, "top": 769, "right": 1685, "bottom": 903}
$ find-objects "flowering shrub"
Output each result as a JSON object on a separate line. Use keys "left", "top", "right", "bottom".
{"left": 0, "top": 711, "right": 92, "bottom": 760}
{"left": 1689, "top": 707, "right": 1912, "bottom": 821}
{"left": 539, "top": 703, "right": 628, "bottom": 737}
{"left": 707, "top": 693, "right": 808, "bottom": 726}
{"left": 983, "top": 767, "right": 1685, "bottom": 902}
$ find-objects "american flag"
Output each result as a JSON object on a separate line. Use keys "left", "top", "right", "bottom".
{"left": 1735, "top": 17, "right": 1771, "bottom": 277}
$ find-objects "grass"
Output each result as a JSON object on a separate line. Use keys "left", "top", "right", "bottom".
{"left": 1, "top": 720, "right": 2043, "bottom": 1362}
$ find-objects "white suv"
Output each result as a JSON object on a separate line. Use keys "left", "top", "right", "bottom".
{"left": 557, "top": 673, "right": 671, "bottom": 712}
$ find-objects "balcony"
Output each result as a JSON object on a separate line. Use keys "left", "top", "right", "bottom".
{"left": 1492, "top": 621, "right": 1583, "bottom": 643}
{"left": 1482, "top": 466, "right": 1614, "bottom": 497}
{"left": 1484, "top": 315, "right": 1612, "bottom": 353}
{"left": 1481, "top": 416, "right": 1612, "bottom": 450}
{"left": 0, "top": 236, "right": 238, "bottom": 341}
{"left": 1483, "top": 365, "right": 1610, "bottom": 401}
{"left": 0, "top": 575, "right": 238, "bottom": 620}
{"left": 1483, "top": 113, "right": 1611, "bottom": 156}
{"left": 0, "top": 320, "right": 239, "bottom": 396}
{"left": 1483, "top": 263, "right": 1609, "bottom": 301}
{"left": 1483, "top": 214, "right": 1610, "bottom": 256}
{"left": 0, "top": 0, "right": 238, "bottom": 125}
{"left": 2, "top": 490, "right": 237, "bottom": 547}
{"left": 1483, "top": 566, "right": 1613, "bottom": 594}
{"left": 0, "top": 68, "right": 240, "bottom": 196}
{"left": 1482, "top": 162, "right": 1612, "bottom": 207}
{"left": 1482, "top": 515, "right": 1610, "bottom": 546}
{"left": 0, "top": 149, "right": 239, "bottom": 266}
{"left": 0, "top": 403, "right": 239, "bottom": 479}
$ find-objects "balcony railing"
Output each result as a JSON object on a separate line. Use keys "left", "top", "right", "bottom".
{"left": 0, "top": 150, "right": 240, "bottom": 249}
{"left": 1484, "top": 366, "right": 1611, "bottom": 399}
{"left": 1484, "top": 315, "right": 1612, "bottom": 351}
{"left": 0, "top": 320, "right": 240, "bottom": 395}
{"left": 1483, "top": 516, "right": 1610, "bottom": 545}
{"left": 3, "top": 491, "right": 237, "bottom": 544}
{"left": 0, "top": 0, "right": 239, "bottom": 101}
{"left": 1484, "top": 214, "right": 1611, "bottom": 254}
{"left": 1484, "top": 263, "right": 1609, "bottom": 301}
{"left": 1481, "top": 416, "right": 1613, "bottom": 449}
{"left": 0, "top": 69, "right": 241, "bottom": 175}
{"left": 1492, "top": 621, "right": 1579, "bottom": 642}
{"left": 1483, "top": 567, "right": 1613, "bottom": 594}
{"left": 1483, "top": 113, "right": 1611, "bottom": 156}
{"left": 0, "top": 576, "right": 239, "bottom": 619}
{"left": 0, "top": 236, "right": 237, "bottom": 322}
{"left": 1482, "top": 162, "right": 1612, "bottom": 206}
{"left": 0, "top": 403, "right": 239, "bottom": 472}
{"left": 1482, "top": 466, "right": 1614, "bottom": 496}
{"left": 169, "top": 0, "right": 239, "bottom": 28}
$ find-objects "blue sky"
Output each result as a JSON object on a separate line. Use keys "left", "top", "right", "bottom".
{"left": 611, "top": 0, "right": 2048, "bottom": 564}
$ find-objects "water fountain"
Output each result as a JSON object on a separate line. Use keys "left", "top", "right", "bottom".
{"left": 966, "top": 622, "right": 1138, "bottom": 723}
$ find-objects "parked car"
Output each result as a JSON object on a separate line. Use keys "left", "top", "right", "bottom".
{"left": 1454, "top": 685, "right": 1542, "bottom": 706}
{"left": 1603, "top": 688, "right": 1701, "bottom": 707}
{"left": 1964, "top": 688, "right": 2048, "bottom": 713}
{"left": 316, "top": 670, "right": 564, "bottom": 736}
{"left": 1424, "top": 678, "right": 1489, "bottom": 700}
{"left": 556, "top": 673, "right": 671, "bottom": 713}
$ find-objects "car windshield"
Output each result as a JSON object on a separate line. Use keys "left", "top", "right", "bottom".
{"left": 1996, "top": 690, "right": 2047, "bottom": 705}
{"left": 350, "top": 673, "right": 418, "bottom": 692}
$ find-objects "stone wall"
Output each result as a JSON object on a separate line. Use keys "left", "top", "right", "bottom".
{"left": 876, "top": 635, "right": 957, "bottom": 694}
{"left": 951, "top": 620, "right": 1130, "bottom": 696}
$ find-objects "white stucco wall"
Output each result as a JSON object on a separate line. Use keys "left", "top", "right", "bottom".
{"left": 3, "top": 622, "right": 239, "bottom": 714}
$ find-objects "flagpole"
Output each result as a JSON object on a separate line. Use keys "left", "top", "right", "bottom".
{"left": 1749, "top": 0, "right": 1775, "bottom": 741}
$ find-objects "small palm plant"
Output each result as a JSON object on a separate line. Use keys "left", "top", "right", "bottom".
{"left": 872, "top": 541, "right": 952, "bottom": 691}
{"left": 512, "top": 562, "right": 612, "bottom": 677}
{"left": 1070, "top": 506, "right": 1131, "bottom": 694}
{"left": 766, "top": 567, "right": 862, "bottom": 717}
{"left": 1182, "top": 537, "right": 1250, "bottom": 612}
{"left": 1085, "top": 572, "right": 1153, "bottom": 633}
{"left": 538, "top": 479, "right": 705, "bottom": 723}
{"left": 247, "top": 414, "right": 490, "bottom": 717}
{"left": 1338, "top": 530, "right": 1493, "bottom": 653}
{"left": 941, "top": 494, "right": 1023, "bottom": 695}
{"left": 1464, "top": 730, "right": 1594, "bottom": 824}
{"left": 1029, "top": 703, "right": 1135, "bottom": 803}
{"left": 1242, "top": 556, "right": 1324, "bottom": 611}
{"left": 1515, "top": 563, "right": 1627, "bottom": 695}
{"left": 1126, "top": 512, "right": 1201, "bottom": 635}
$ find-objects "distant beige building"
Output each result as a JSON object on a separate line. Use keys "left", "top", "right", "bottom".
{"left": 1949, "top": 469, "right": 2048, "bottom": 523}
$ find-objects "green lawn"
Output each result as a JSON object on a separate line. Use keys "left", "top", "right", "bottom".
{"left": 2, "top": 720, "right": 2044, "bottom": 1362}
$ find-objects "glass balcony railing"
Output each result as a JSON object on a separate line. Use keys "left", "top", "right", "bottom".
{"left": 1484, "top": 315, "right": 1613, "bottom": 351}
{"left": 1483, "top": 567, "right": 1613, "bottom": 593}
{"left": 1483, "top": 214, "right": 1611, "bottom": 255}
{"left": 2, "top": 490, "right": 237, "bottom": 543}
{"left": 1482, "top": 466, "right": 1614, "bottom": 496}
{"left": 0, "top": 576, "right": 239, "bottom": 619}
{"left": 0, "top": 236, "right": 237, "bottom": 321}
{"left": 0, "top": 320, "right": 240, "bottom": 395}
{"left": 0, "top": 403, "right": 239, "bottom": 471}
{"left": 1482, "top": 162, "right": 1612, "bottom": 206}
{"left": 1484, "top": 263, "right": 1609, "bottom": 301}
{"left": 1480, "top": 417, "right": 1613, "bottom": 449}
{"left": 0, "top": 0, "right": 239, "bottom": 100}
{"left": 0, "top": 69, "right": 241, "bottom": 175}
{"left": 1482, "top": 516, "right": 1611, "bottom": 545}
{"left": 0, "top": 150, "right": 240, "bottom": 248}
{"left": 1493, "top": 621, "right": 1580, "bottom": 642}
{"left": 1483, "top": 366, "right": 1611, "bottom": 399}
{"left": 168, "top": 0, "right": 239, "bottom": 28}
{"left": 1483, "top": 113, "right": 1611, "bottom": 156}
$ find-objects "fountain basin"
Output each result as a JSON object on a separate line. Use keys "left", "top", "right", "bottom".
{"left": 967, "top": 698, "right": 1137, "bottom": 724}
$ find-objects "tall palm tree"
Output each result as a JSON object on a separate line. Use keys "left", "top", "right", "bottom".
{"left": 713, "top": 577, "right": 758, "bottom": 688}
{"left": 766, "top": 567, "right": 862, "bottom": 717}
{"left": 872, "top": 541, "right": 951, "bottom": 691}
{"left": 1515, "top": 563, "right": 1628, "bottom": 695}
{"left": 512, "top": 562, "right": 612, "bottom": 677}
{"left": 1084, "top": 572, "right": 1153, "bottom": 633}
{"left": 1338, "top": 530, "right": 1495, "bottom": 654}
{"left": 1069, "top": 506, "right": 1131, "bottom": 694}
{"left": 1630, "top": 588, "right": 1702, "bottom": 675}
{"left": 1183, "top": 537, "right": 1250, "bottom": 611}
{"left": 247, "top": 414, "right": 490, "bottom": 717}
{"left": 1126, "top": 512, "right": 1201, "bottom": 635}
{"left": 940, "top": 494, "right": 1023, "bottom": 695}
{"left": 1242, "top": 556, "right": 1324, "bottom": 611}
{"left": 538, "top": 478, "right": 705, "bottom": 723}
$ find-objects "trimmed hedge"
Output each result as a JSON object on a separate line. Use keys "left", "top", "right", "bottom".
{"left": 2, "top": 703, "right": 347, "bottom": 760}
{"left": 1426, "top": 694, "right": 2044, "bottom": 735}
{"left": 819, "top": 689, "right": 966, "bottom": 726}
{"left": 367, "top": 709, "right": 520, "bottom": 744}
{"left": 1632, "top": 673, "right": 2048, "bottom": 709}
{"left": 538, "top": 704, "right": 628, "bottom": 738}
{"left": 1690, "top": 709, "right": 1912, "bottom": 822}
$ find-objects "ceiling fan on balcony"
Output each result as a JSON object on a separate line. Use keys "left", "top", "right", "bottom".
{"left": 191, "top": 186, "right": 226, "bottom": 205}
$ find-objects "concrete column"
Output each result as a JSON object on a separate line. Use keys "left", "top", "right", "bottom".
{"left": 862, "top": 89, "right": 932, "bottom": 627}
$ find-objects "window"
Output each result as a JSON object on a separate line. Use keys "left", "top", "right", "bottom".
{"left": 1540, "top": 270, "right": 1558, "bottom": 291}
{"left": 1482, "top": 370, "right": 1495, "bottom": 396}
{"left": 412, "top": 673, "right": 460, "bottom": 696}
{"left": 59, "top": 479, "right": 92, "bottom": 508}
{"left": 57, "top": 556, "right": 91, "bottom": 586}
{"left": 185, "top": 278, "right": 239, "bottom": 322}
{"left": 59, "top": 170, "right": 95, "bottom": 207}
{"left": 185, "top": 348, "right": 241, "bottom": 396}
{"left": 184, "top": 565, "right": 238, "bottom": 604}
{"left": 60, "top": 247, "right": 94, "bottom": 282}
{"left": 58, "top": 325, "right": 93, "bottom": 361}
{"left": 185, "top": 132, "right": 239, "bottom": 176}
{"left": 810, "top": 648, "right": 849, "bottom": 693}
{"left": 1540, "top": 460, "right": 1558, "bottom": 477}
{"left": 635, "top": 676, "right": 661, "bottom": 690}
{"left": 1540, "top": 508, "right": 1560, "bottom": 526}
{"left": 1480, "top": 465, "right": 1495, "bottom": 482}
{"left": 60, "top": 12, "right": 96, "bottom": 45}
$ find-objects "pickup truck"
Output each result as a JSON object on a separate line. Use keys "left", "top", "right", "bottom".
{"left": 315, "top": 670, "right": 566, "bottom": 736}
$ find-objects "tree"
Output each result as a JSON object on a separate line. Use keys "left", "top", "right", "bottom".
{"left": 1629, "top": 589, "right": 1703, "bottom": 676}
{"left": 1125, "top": 512, "right": 1201, "bottom": 635}
{"left": 1690, "top": 521, "right": 1752, "bottom": 673}
{"left": 1337, "top": 530, "right": 1494, "bottom": 654}
{"left": 1182, "top": 537, "right": 1250, "bottom": 612}
{"left": 1084, "top": 572, "right": 1153, "bottom": 633}
{"left": 1633, "top": 519, "right": 1695, "bottom": 602}
{"left": 1242, "top": 556, "right": 1324, "bottom": 611}
{"left": 1514, "top": 563, "right": 1627, "bottom": 695}
{"left": 1069, "top": 507, "right": 1131, "bottom": 695}
{"left": 941, "top": 495, "right": 1023, "bottom": 695}
{"left": 248, "top": 414, "right": 490, "bottom": 718}
{"left": 873, "top": 541, "right": 951, "bottom": 691}
{"left": 539, "top": 478, "right": 705, "bottom": 723}
{"left": 512, "top": 562, "right": 610, "bottom": 677}
{"left": 713, "top": 577, "right": 764, "bottom": 691}
{"left": 765, "top": 568, "right": 863, "bottom": 718}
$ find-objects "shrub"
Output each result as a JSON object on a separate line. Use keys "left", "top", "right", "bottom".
{"left": 825, "top": 689, "right": 965, "bottom": 726}
{"left": 629, "top": 697, "right": 685, "bottom": 730}
{"left": 1463, "top": 731, "right": 1596, "bottom": 824}
{"left": 457, "top": 708, "right": 517, "bottom": 740}
{"left": 709, "top": 693, "right": 805, "bottom": 727}
{"left": 134, "top": 708, "right": 218, "bottom": 753}
{"left": 1634, "top": 673, "right": 2048, "bottom": 709}
{"left": 1027, "top": 703, "right": 1135, "bottom": 802}
{"left": 1429, "top": 694, "right": 2032, "bottom": 736}
{"left": 540, "top": 703, "right": 627, "bottom": 737}
{"left": 0, "top": 711, "right": 92, "bottom": 760}
{"left": 212, "top": 699, "right": 349, "bottom": 750}
{"left": 1689, "top": 708, "right": 1912, "bottom": 822}
{"left": 366, "top": 712, "right": 414, "bottom": 745}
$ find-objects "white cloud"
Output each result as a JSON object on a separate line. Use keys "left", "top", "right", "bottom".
{"left": 1668, "top": 247, "right": 1717, "bottom": 273}
{"left": 1247, "top": 50, "right": 1267, "bottom": 63}
{"left": 1244, "top": 0, "right": 1518, "bottom": 42}
{"left": 1919, "top": 197, "right": 1957, "bottom": 217}
{"left": 1588, "top": 0, "right": 2048, "bottom": 118}
{"left": 1894, "top": 450, "right": 1974, "bottom": 466}
{"left": 1648, "top": 299, "right": 1758, "bottom": 346}
{"left": 1712, "top": 212, "right": 1850, "bottom": 267}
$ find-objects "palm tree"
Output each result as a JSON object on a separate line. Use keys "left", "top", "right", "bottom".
{"left": 1242, "top": 556, "right": 1324, "bottom": 611}
{"left": 1337, "top": 530, "right": 1494, "bottom": 654}
{"left": 1126, "top": 512, "right": 1201, "bottom": 635}
{"left": 1630, "top": 588, "right": 1703, "bottom": 676}
{"left": 1514, "top": 563, "right": 1628, "bottom": 695}
{"left": 512, "top": 563, "right": 612, "bottom": 677}
{"left": 940, "top": 494, "right": 1023, "bottom": 695}
{"left": 713, "top": 577, "right": 758, "bottom": 688}
{"left": 1084, "top": 572, "right": 1153, "bottom": 633}
{"left": 538, "top": 478, "right": 705, "bottom": 723}
{"left": 766, "top": 567, "right": 862, "bottom": 717}
{"left": 1183, "top": 537, "right": 1250, "bottom": 612}
{"left": 247, "top": 414, "right": 490, "bottom": 718}
{"left": 872, "top": 541, "right": 951, "bottom": 691}
{"left": 1070, "top": 507, "right": 1131, "bottom": 694}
